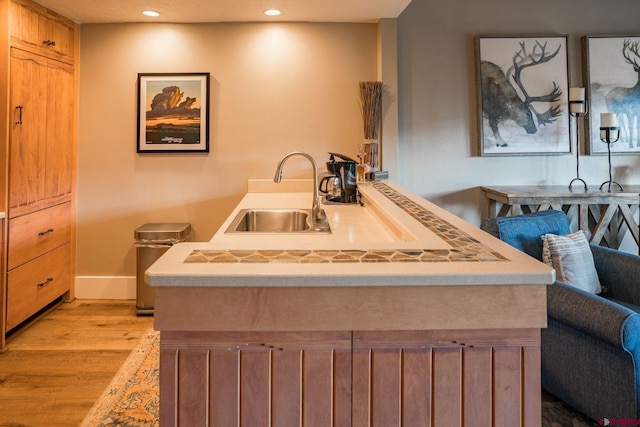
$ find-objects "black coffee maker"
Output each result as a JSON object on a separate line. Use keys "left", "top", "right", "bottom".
{"left": 320, "top": 152, "right": 358, "bottom": 204}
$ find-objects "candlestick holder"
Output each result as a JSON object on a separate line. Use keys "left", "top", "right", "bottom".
{"left": 568, "top": 108, "right": 588, "bottom": 191}
{"left": 599, "top": 126, "right": 623, "bottom": 192}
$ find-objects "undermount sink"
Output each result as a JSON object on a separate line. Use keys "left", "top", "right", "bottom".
{"left": 225, "top": 208, "right": 331, "bottom": 234}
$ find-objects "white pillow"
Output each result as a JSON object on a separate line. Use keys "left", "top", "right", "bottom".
{"left": 541, "top": 230, "right": 602, "bottom": 294}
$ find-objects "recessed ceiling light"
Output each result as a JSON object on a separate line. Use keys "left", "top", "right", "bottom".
{"left": 142, "top": 10, "right": 160, "bottom": 17}
{"left": 264, "top": 9, "right": 281, "bottom": 16}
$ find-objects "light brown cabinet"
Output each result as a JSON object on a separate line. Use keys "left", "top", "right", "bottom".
{"left": 0, "top": 0, "right": 77, "bottom": 350}
{"left": 155, "top": 283, "right": 546, "bottom": 426}
{"left": 6, "top": 243, "right": 71, "bottom": 330}
{"left": 159, "top": 329, "right": 541, "bottom": 426}
{"left": 161, "top": 332, "right": 353, "bottom": 426}
{"left": 9, "top": 48, "right": 74, "bottom": 216}
{"left": 8, "top": 0, "right": 75, "bottom": 61}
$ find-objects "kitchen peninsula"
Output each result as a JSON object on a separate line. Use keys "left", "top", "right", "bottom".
{"left": 147, "top": 180, "right": 554, "bottom": 426}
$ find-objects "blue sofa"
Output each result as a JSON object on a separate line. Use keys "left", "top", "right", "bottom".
{"left": 481, "top": 210, "right": 640, "bottom": 422}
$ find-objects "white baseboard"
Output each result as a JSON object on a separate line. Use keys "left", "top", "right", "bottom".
{"left": 75, "top": 276, "right": 137, "bottom": 299}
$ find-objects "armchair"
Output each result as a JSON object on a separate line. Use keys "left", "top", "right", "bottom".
{"left": 481, "top": 210, "right": 640, "bottom": 422}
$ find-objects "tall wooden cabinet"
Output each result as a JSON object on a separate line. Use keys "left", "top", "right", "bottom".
{"left": 0, "top": 0, "right": 77, "bottom": 350}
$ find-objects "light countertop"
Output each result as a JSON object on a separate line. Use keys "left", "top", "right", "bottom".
{"left": 146, "top": 180, "right": 554, "bottom": 287}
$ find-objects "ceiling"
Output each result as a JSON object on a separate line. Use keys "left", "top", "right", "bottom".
{"left": 34, "top": 0, "right": 412, "bottom": 24}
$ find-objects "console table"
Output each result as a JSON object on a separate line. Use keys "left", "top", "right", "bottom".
{"left": 481, "top": 185, "right": 640, "bottom": 252}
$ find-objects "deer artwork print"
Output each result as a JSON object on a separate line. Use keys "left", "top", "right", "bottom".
{"left": 603, "top": 40, "right": 640, "bottom": 148}
{"left": 478, "top": 37, "right": 568, "bottom": 154}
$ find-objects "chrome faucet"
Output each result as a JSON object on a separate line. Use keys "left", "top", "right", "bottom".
{"left": 274, "top": 151, "right": 322, "bottom": 221}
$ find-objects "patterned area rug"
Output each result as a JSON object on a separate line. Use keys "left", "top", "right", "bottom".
{"left": 542, "top": 401, "right": 600, "bottom": 427}
{"left": 81, "top": 329, "right": 598, "bottom": 426}
{"left": 81, "top": 329, "right": 160, "bottom": 427}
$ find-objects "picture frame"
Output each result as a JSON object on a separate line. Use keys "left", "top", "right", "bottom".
{"left": 137, "top": 73, "right": 210, "bottom": 153}
{"left": 475, "top": 35, "right": 571, "bottom": 156}
{"left": 584, "top": 35, "right": 640, "bottom": 154}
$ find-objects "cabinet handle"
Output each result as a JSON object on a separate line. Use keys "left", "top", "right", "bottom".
{"left": 228, "top": 343, "right": 283, "bottom": 351}
{"left": 38, "top": 228, "right": 54, "bottom": 236}
{"left": 15, "top": 106, "right": 23, "bottom": 124}
{"left": 37, "top": 278, "right": 53, "bottom": 288}
{"left": 42, "top": 40, "right": 56, "bottom": 46}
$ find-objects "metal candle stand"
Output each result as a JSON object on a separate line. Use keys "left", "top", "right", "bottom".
{"left": 600, "top": 126, "right": 623, "bottom": 192}
{"left": 568, "top": 106, "right": 588, "bottom": 191}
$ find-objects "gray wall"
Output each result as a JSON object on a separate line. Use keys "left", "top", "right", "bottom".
{"left": 396, "top": 0, "right": 640, "bottom": 227}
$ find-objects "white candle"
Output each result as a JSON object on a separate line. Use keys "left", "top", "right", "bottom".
{"left": 600, "top": 112, "right": 620, "bottom": 141}
{"left": 569, "top": 87, "right": 586, "bottom": 114}
{"left": 569, "top": 87, "right": 585, "bottom": 102}
{"left": 601, "top": 112, "right": 619, "bottom": 128}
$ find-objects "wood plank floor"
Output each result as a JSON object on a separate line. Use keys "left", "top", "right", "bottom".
{"left": 0, "top": 299, "right": 154, "bottom": 427}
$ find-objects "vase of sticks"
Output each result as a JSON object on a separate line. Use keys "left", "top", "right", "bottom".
{"left": 358, "top": 81, "right": 383, "bottom": 179}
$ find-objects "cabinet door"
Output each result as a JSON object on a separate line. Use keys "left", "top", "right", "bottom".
{"left": 160, "top": 331, "right": 352, "bottom": 427}
{"left": 44, "top": 16, "right": 74, "bottom": 59}
{"left": 9, "top": 48, "right": 48, "bottom": 215}
{"left": 352, "top": 330, "right": 542, "bottom": 427}
{"left": 9, "top": 48, "right": 74, "bottom": 216}
{"left": 45, "top": 59, "right": 74, "bottom": 202}
{"left": 9, "top": 0, "right": 75, "bottom": 62}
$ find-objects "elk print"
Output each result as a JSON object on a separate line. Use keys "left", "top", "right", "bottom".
{"left": 587, "top": 37, "right": 640, "bottom": 153}
{"left": 477, "top": 37, "right": 570, "bottom": 155}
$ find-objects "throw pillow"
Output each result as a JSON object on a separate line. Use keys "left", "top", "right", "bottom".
{"left": 541, "top": 230, "right": 602, "bottom": 294}
{"left": 493, "top": 210, "right": 571, "bottom": 261}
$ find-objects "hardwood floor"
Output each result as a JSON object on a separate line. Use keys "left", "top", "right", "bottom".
{"left": 0, "top": 300, "right": 154, "bottom": 427}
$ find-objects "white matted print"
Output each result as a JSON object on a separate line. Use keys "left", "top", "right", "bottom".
{"left": 137, "top": 73, "right": 210, "bottom": 153}
{"left": 476, "top": 36, "right": 570, "bottom": 156}
{"left": 585, "top": 36, "right": 640, "bottom": 154}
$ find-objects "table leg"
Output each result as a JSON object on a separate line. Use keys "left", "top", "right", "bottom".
{"left": 618, "top": 204, "right": 640, "bottom": 254}
{"left": 591, "top": 205, "right": 617, "bottom": 248}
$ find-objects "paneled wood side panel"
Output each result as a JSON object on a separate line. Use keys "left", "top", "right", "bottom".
{"left": 351, "top": 348, "right": 371, "bottom": 426}
{"left": 352, "top": 329, "right": 541, "bottom": 427}
{"left": 272, "top": 351, "right": 302, "bottom": 426}
{"left": 523, "top": 347, "right": 542, "bottom": 427}
{"left": 160, "top": 331, "right": 351, "bottom": 427}
{"left": 159, "top": 347, "right": 177, "bottom": 427}
{"left": 402, "top": 349, "right": 432, "bottom": 426}
{"left": 432, "top": 348, "right": 462, "bottom": 426}
{"left": 301, "top": 349, "right": 352, "bottom": 426}
{"left": 371, "top": 349, "right": 401, "bottom": 426}
{"left": 209, "top": 350, "right": 239, "bottom": 426}
{"left": 177, "top": 349, "right": 209, "bottom": 425}
{"left": 333, "top": 349, "right": 352, "bottom": 426}
{"left": 493, "top": 348, "right": 522, "bottom": 427}
{"left": 462, "top": 347, "right": 492, "bottom": 426}
{"left": 240, "top": 351, "right": 270, "bottom": 425}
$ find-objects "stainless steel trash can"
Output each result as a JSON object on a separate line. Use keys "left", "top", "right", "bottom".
{"left": 134, "top": 223, "right": 191, "bottom": 315}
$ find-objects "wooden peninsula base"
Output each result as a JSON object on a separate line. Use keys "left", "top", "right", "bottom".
{"left": 155, "top": 284, "right": 545, "bottom": 426}
{"left": 148, "top": 181, "right": 552, "bottom": 426}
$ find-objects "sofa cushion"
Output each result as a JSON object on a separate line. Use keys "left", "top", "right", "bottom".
{"left": 485, "top": 210, "right": 571, "bottom": 260}
{"left": 542, "top": 230, "right": 602, "bottom": 294}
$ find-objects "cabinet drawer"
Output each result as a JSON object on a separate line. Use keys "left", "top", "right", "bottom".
{"left": 8, "top": 202, "right": 71, "bottom": 270}
{"left": 6, "top": 243, "right": 71, "bottom": 331}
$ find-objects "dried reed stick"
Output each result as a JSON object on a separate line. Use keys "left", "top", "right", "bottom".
{"left": 359, "top": 81, "right": 383, "bottom": 140}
